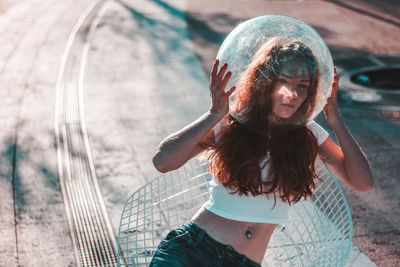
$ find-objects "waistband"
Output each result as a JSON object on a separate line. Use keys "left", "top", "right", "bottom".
{"left": 179, "top": 220, "right": 261, "bottom": 266}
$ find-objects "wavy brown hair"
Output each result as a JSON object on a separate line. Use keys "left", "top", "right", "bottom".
{"left": 206, "top": 37, "right": 321, "bottom": 205}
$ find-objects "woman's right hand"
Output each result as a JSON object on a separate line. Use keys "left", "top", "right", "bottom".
{"left": 209, "top": 59, "right": 236, "bottom": 117}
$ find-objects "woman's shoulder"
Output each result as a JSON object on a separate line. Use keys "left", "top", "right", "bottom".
{"left": 306, "top": 120, "right": 329, "bottom": 145}
{"left": 306, "top": 120, "right": 321, "bottom": 128}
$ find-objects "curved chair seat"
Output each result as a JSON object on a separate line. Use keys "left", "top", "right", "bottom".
{"left": 117, "top": 157, "right": 352, "bottom": 266}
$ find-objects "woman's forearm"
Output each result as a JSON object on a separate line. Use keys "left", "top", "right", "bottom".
{"left": 153, "top": 110, "right": 223, "bottom": 172}
{"left": 153, "top": 60, "right": 235, "bottom": 173}
{"left": 329, "top": 117, "right": 374, "bottom": 191}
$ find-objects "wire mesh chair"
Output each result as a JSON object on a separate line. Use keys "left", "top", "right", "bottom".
{"left": 117, "top": 157, "right": 352, "bottom": 267}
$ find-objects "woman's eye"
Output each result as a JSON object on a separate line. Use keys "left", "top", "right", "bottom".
{"left": 278, "top": 79, "right": 287, "bottom": 83}
{"left": 297, "top": 87, "right": 307, "bottom": 95}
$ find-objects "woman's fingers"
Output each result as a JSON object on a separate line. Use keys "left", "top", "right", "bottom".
{"left": 325, "top": 68, "right": 337, "bottom": 107}
{"left": 334, "top": 68, "right": 338, "bottom": 84}
{"left": 210, "top": 59, "right": 219, "bottom": 87}
{"left": 323, "top": 67, "right": 341, "bottom": 121}
{"left": 217, "top": 63, "right": 228, "bottom": 78}
{"left": 208, "top": 60, "right": 235, "bottom": 115}
{"left": 210, "top": 60, "right": 233, "bottom": 93}
{"left": 226, "top": 86, "right": 236, "bottom": 98}
{"left": 216, "top": 63, "right": 228, "bottom": 88}
{"left": 332, "top": 67, "right": 339, "bottom": 95}
{"left": 220, "top": 71, "right": 232, "bottom": 92}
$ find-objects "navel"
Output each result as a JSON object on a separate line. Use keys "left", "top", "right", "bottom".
{"left": 245, "top": 226, "right": 253, "bottom": 239}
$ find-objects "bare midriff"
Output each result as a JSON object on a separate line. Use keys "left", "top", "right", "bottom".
{"left": 191, "top": 207, "right": 278, "bottom": 264}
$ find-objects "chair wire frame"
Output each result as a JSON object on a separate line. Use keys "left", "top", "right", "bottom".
{"left": 117, "top": 157, "right": 353, "bottom": 267}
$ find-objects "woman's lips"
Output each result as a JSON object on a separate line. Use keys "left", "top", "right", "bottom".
{"left": 280, "top": 103, "right": 295, "bottom": 108}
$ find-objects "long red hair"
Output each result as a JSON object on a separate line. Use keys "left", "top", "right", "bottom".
{"left": 205, "top": 37, "right": 321, "bottom": 205}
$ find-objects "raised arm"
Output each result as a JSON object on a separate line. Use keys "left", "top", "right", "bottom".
{"left": 319, "top": 67, "right": 374, "bottom": 192}
{"left": 152, "top": 60, "right": 236, "bottom": 173}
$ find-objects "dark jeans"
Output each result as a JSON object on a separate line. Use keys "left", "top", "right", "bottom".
{"left": 149, "top": 220, "right": 261, "bottom": 267}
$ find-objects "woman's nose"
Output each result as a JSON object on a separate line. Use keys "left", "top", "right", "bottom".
{"left": 282, "top": 86, "right": 298, "bottom": 99}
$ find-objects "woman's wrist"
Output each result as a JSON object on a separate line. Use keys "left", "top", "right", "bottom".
{"left": 326, "top": 111, "right": 342, "bottom": 126}
{"left": 208, "top": 108, "right": 227, "bottom": 121}
{"left": 329, "top": 118, "right": 345, "bottom": 133}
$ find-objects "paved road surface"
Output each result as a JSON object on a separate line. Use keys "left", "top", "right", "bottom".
{"left": 1, "top": 0, "right": 399, "bottom": 266}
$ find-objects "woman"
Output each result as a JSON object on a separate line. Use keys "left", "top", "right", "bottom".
{"left": 150, "top": 37, "right": 373, "bottom": 266}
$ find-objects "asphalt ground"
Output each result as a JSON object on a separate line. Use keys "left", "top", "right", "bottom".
{"left": 0, "top": 0, "right": 399, "bottom": 266}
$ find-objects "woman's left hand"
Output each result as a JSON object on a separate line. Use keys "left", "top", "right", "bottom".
{"left": 323, "top": 67, "right": 341, "bottom": 124}
{"left": 319, "top": 67, "right": 374, "bottom": 192}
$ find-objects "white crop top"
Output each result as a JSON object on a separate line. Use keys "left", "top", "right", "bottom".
{"left": 202, "top": 119, "right": 329, "bottom": 224}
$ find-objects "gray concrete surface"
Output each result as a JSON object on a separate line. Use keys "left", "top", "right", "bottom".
{"left": 1, "top": 0, "right": 93, "bottom": 266}
{"left": 1, "top": 0, "right": 399, "bottom": 266}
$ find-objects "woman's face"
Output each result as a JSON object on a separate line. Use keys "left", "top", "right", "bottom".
{"left": 270, "top": 58, "right": 310, "bottom": 120}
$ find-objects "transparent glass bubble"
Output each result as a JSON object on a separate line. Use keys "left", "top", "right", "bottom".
{"left": 217, "top": 15, "right": 333, "bottom": 130}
